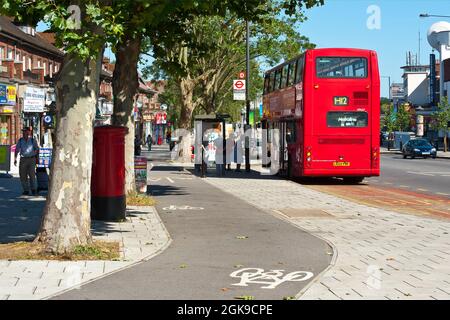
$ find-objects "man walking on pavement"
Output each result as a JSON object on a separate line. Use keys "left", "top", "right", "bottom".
{"left": 14, "top": 128, "right": 39, "bottom": 196}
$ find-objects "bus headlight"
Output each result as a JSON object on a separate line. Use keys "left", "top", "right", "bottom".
{"left": 414, "top": 148, "right": 420, "bottom": 152}
{"left": 431, "top": 148, "right": 436, "bottom": 152}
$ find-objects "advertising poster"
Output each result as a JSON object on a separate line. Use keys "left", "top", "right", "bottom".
{"left": 24, "top": 87, "right": 46, "bottom": 113}
{"left": 0, "top": 84, "right": 7, "bottom": 104}
{"left": 38, "top": 148, "right": 53, "bottom": 168}
{"left": 134, "top": 156, "right": 147, "bottom": 193}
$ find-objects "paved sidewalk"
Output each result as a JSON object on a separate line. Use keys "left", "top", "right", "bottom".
{"left": 204, "top": 169, "right": 450, "bottom": 300}
{"left": 0, "top": 174, "right": 170, "bottom": 300}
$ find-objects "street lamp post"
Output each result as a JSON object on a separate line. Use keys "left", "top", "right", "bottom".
{"left": 420, "top": 14, "right": 450, "bottom": 18}
{"left": 245, "top": 20, "right": 251, "bottom": 172}
{"left": 421, "top": 14, "right": 450, "bottom": 101}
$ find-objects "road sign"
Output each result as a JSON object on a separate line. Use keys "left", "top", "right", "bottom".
{"left": 233, "top": 80, "right": 246, "bottom": 101}
{"left": 238, "top": 71, "right": 245, "bottom": 79}
{"left": 233, "top": 80, "right": 246, "bottom": 90}
{"left": 43, "top": 115, "right": 52, "bottom": 124}
{"left": 233, "top": 92, "right": 246, "bottom": 101}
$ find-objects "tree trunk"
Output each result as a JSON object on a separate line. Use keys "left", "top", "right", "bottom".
{"left": 177, "top": 78, "right": 196, "bottom": 162}
{"left": 445, "top": 134, "right": 448, "bottom": 153}
{"left": 35, "top": 51, "right": 103, "bottom": 254}
{"left": 112, "top": 35, "right": 142, "bottom": 194}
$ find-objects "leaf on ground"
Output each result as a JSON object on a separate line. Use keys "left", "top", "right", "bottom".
{"left": 386, "top": 257, "right": 395, "bottom": 261}
{"left": 283, "top": 296, "right": 295, "bottom": 300}
{"left": 179, "top": 264, "right": 187, "bottom": 269}
{"left": 221, "top": 288, "right": 229, "bottom": 292}
{"left": 234, "top": 264, "right": 244, "bottom": 268}
{"left": 234, "top": 295, "right": 254, "bottom": 300}
{"left": 236, "top": 236, "right": 248, "bottom": 239}
{"left": 326, "top": 252, "right": 333, "bottom": 255}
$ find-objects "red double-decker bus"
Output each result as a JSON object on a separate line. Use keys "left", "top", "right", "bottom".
{"left": 262, "top": 48, "right": 380, "bottom": 183}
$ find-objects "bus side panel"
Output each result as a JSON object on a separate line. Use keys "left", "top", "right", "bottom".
{"left": 370, "top": 51, "right": 381, "bottom": 176}
{"left": 301, "top": 50, "right": 314, "bottom": 176}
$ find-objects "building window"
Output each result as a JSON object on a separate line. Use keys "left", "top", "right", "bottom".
{"left": 49, "top": 62, "right": 53, "bottom": 77}
{"left": 0, "top": 47, "right": 4, "bottom": 64}
{"left": 37, "top": 59, "right": 41, "bottom": 68}
{"left": 43, "top": 62, "right": 47, "bottom": 76}
{"left": 22, "top": 56, "right": 26, "bottom": 71}
{"left": 15, "top": 50, "right": 21, "bottom": 61}
{"left": 54, "top": 64, "right": 58, "bottom": 73}
{"left": 7, "top": 48, "right": 13, "bottom": 60}
{"left": 28, "top": 57, "right": 32, "bottom": 70}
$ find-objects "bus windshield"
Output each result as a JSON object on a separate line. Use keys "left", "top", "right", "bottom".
{"left": 316, "top": 57, "right": 368, "bottom": 78}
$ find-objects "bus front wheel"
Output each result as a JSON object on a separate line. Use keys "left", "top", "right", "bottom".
{"left": 343, "top": 177, "right": 364, "bottom": 184}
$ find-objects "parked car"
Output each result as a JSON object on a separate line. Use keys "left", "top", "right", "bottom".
{"left": 402, "top": 138, "right": 437, "bottom": 159}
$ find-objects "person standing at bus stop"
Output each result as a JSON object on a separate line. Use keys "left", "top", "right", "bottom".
{"left": 214, "top": 130, "right": 224, "bottom": 177}
{"left": 14, "top": 128, "right": 39, "bottom": 196}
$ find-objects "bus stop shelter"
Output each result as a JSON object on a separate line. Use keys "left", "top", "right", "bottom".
{"left": 194, "top": 113, "right": 230, "bottom": 177}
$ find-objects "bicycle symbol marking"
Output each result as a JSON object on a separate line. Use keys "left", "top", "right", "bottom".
{"left": 162, "top": 205, "right": 204, "bottom": 211}
{"left": 230, "top": 268, "right": 314, "bottom": 289}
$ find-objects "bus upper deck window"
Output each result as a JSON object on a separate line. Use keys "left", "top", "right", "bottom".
{"left": 316, "top": 57, "right": 368, "bottom": 78}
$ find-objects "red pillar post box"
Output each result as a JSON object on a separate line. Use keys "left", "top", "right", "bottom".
{"left": 91, "top": 126, "right": 128, "bottom": 221}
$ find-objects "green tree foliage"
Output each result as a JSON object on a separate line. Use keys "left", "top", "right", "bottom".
{"left": 431, "top": 97, "right": 450, "bottom": 152}
{"left": 395, "top": 103, "right": 411, "bottom": 132}
{"left": 381, "top": 104, "right": 396, "bottom": 133}
{"left": 145, "top": 0, "right": 323, "bottom": 129}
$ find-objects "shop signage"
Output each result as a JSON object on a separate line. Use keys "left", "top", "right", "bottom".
{"left": 0, "top": 84, "right": 16, "bottom": 105}
{"left": 24, "top": 87, "right": 46, "bottom": 112}
{"left": 37, "top": 148, "right": 53, "bottom": 168}
{"left": 155, "top": 112, "right": 167, "bottom": 124}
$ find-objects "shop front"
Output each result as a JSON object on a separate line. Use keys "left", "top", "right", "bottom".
{"left": 153, "top": 112, "right": 167, "bottom": 145}
{"left": 20, "top": 85, "right": 47, "bottom": 145}
{"left": 0, "top": 83, "right": 18, "bottom": 145}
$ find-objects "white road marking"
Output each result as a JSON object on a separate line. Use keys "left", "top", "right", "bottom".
{"left": 166, "top": 177, "right": 174, "bottom": 183}
{"left": 162, "top": 205, "right": 204, "bottom": 211}
{"left": 407, "top": 171, "right": 435, "bottom": 176}
{"left": 176, "top": 177, "right": 193, "bottom": 180}
{"left": 148, "top": 178, "right": 161, "bottom": 182}
{"left": 436, "top": 192, "right": 450, "bottom": 196}
{"left": 230, "top": 268, "right": 314, "bottom": 289}
{"left": 417, "top": 188, "right": 428, "bottom": 192}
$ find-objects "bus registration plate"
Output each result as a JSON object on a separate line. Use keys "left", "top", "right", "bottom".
{"left": 333, "top": 96, "right": 349, "bottom": 106}
{"left": 333, "top": 161, "right": 350, "bottom": 167}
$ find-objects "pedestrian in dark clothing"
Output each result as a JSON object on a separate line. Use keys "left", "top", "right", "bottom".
{"left": 134, "top": 135, "right": 142, "bottom": 156}
{"left": 14, "top": 128, "right": 39, "bottom": 195}
{"left": 147, "top": 134, "right": 152, "bottom": 151}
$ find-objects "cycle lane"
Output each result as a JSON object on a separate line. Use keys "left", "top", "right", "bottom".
{"left": 55, "top": 164, "right": 332, "bottom": 300}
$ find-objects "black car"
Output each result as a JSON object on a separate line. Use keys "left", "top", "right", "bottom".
{"left": 402, "top": 138, "right": 437, "bottom": 159}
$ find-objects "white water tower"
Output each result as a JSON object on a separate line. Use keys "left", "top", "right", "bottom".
{"left": 427, "top": 21, "right": 450, "bottom": 100}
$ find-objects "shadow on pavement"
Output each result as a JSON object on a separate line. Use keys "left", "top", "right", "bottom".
{"left": 0, "top": 177, "right": 45, "bottom": 243}
{"left": 147, "top": 184, "right": 188, "bottom": 197}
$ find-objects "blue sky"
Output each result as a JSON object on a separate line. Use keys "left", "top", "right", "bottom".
{"left": 37, "top": 0, "right": 449, "bottom": 97}
{"left": 298, "top": 0, "right": 450, "bottom": 97}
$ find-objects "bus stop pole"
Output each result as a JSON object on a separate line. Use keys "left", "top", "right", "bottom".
{"left": 245, "top": 20, "right": 251, "bottom": 172}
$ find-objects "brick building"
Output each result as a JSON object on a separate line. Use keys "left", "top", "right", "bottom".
{"left": 144, "top": 80, "right": 166, "bottom": 144}
{"left": 0, "top": 16, "right": 63, "bottom": 146}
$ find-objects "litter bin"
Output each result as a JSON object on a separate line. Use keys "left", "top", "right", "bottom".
{"left": 91, "top": 126, "right": 127, "bottom": 221}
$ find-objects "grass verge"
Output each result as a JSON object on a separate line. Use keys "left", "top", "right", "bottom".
{"left": 0, "top": 240, "right": 120, "bottom": 261}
